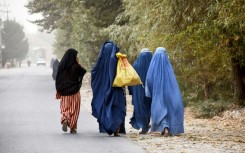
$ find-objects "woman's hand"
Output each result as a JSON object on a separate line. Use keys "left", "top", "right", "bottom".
{"left": 56, "top": 92, "right": 61, "bottom": 99}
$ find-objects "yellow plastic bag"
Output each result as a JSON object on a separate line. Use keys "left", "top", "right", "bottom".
{"left": 112, "top": 52, "right": 142, "bottom": 87}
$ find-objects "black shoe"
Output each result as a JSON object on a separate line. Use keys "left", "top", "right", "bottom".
{"left": 62, "top": 120, "right": 68, "bottom": 132}
{"left": 139, "top": 125, "right": 151, "bottom": 134}
{"left": 113, "top": 133, "right": 120, "bottom": 137}
{"left": 113, "top": 127, "right": 120, "bottom": 137}
{"left": 70, "top": 129, "right": 77, "bottom": 134}
{"left": 139, "top": 131, "right": 147, "bottom": 134}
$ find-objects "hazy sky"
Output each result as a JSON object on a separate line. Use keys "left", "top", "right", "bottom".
{"left": 2, "top": 0, "right": 41, "bottom": 34}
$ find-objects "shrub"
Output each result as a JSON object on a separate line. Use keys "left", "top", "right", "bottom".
{"left": 192, "top": 99, "right": 231, "bottom": 118}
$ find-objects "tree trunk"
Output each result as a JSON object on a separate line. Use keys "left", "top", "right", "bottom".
{"left": 231, "top": 57, "right": 245, "bottom": 104}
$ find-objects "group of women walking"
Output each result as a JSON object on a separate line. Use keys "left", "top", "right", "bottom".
{"left": 55, "top": 40, "right": 184, "bottom": 137}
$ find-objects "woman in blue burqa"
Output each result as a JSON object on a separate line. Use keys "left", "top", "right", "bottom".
{"left": 91, "top": 41, "right": 126, "bottom": 136}
{"left": 145, "top": 47, "right": 184, "bottom": 136}
{"left": 128, "top": 48, "right": 152, "bottom": 134}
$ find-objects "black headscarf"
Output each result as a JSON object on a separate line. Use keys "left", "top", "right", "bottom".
{"left": 55, "top": 48, "right": 87, "bottom": 96}
{"left": 57, "top": 48, "right": 78, "bottom": 74}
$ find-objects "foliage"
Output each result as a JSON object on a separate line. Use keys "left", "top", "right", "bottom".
{"left": 1, "top": 20, "right": 29, "bottom": 63}
{"left": 26, "top": 0, "right": 77, "bottom": 32}
{"left": 192, "top": 99, "right": 231, "bottom": 118}
{"left": 212, "top": 0, "right": 245, "bottom": 66}
{"left": 178, "top": 1, "right": 243, "bottom": 102}
{"left": 53, "top": 29, "right": 71, "bottom": 59}
{"left": 27, "top": 0, "right": 123, "bottom": 69}
{"left": 26, "top": 0, "right": 245, "bottom": 105}
{"left": 81, "top": 0, "right": 124, "bottom": 27}
{"left": 69, "top": 7, "right": 105, "bottom": 69}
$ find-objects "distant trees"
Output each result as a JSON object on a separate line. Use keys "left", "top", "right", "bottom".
{"left": 2, "top": 20, "right": 29, "bottom": 66}
{"left": 26, "top": 0, "right": 124, "bottom": 68}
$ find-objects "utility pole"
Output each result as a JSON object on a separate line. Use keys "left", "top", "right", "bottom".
{"left": 0, "top": 0, "right": 10, "bottom": 68}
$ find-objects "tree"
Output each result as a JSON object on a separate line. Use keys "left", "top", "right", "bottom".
{"left": 26, "top": 0, "right": 76, "bottom": 32}
{"left": 165, "top": 0, "right": 245, "bottom": 103}
{"left": 81, "top": 0, "right": 123, "bottom": 27}
{"left": 2, "top": 20, "right": 29, "bottom": 66}
{"left": 213, "top": 0, "right": 245, "bottom": 103}
{"left": 26, "top": 0, "right": 245, "bottom": 104}
{"left": 104, "top": 0, "right": 244, "bottom": 104}
{"left": 26, "top": 0, "right": 124, "bottom": 69}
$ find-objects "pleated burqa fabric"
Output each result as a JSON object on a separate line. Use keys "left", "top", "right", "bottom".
{"left": 91, "top": 41, "right": 126, "bottom": 135}
{"left": 129, "top": 48, "right": 152, "bottom": 132}
{"left": 145, "top": 47, "right": 184, "bottom": 135}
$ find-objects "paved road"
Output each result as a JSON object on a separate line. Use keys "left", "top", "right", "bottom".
{"left": 0, "top": 67, "right": 145, "bottom": 153}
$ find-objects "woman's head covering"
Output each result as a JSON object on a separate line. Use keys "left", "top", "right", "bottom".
{"left": 134, "top": 48, "right": 152, "bottom": 85}
{"left": 145, "top": 47, "right": 167, "bottom": 98}
{"left": 145, "top": 47, "right": 184, "bottom": 134}
{"left": 91, "top": 41, "right": 119, "bottom": 92}
{"left": 55, "top": 48, "right": 86, "bottom": 96}
{"left": 140, "top": 48, "right": 151, "bottom": 53}
{"left": 91, "top": 40, "right": 126, "bottom": 135}
{"left": 57, "top": 48, "right": 78, "bottom": 75}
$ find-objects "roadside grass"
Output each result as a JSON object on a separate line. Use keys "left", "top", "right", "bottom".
{"left": 190, "top": 99, "right": 232, "bottom": 118}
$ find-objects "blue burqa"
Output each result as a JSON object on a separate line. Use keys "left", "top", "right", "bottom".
{"left": 145, "top": 47, "right": 184, "bottom": 135}
{"left": 129, "top": 48, "right": 152, "bottom": 132}
{"left": 91, "top": 41, "right": 126, "bottom": 135}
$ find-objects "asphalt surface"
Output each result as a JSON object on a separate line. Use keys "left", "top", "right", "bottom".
{"left": 0, "top": 66, "right": 146, "bottom": 153}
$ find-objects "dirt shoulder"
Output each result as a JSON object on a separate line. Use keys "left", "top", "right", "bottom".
{"left": 81, "top": 74, "right": 245, "bottom": 153}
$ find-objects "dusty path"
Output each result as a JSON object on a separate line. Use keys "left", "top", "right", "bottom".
{"left": 81, "top": 74, "right": 245, "bottom": 153}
